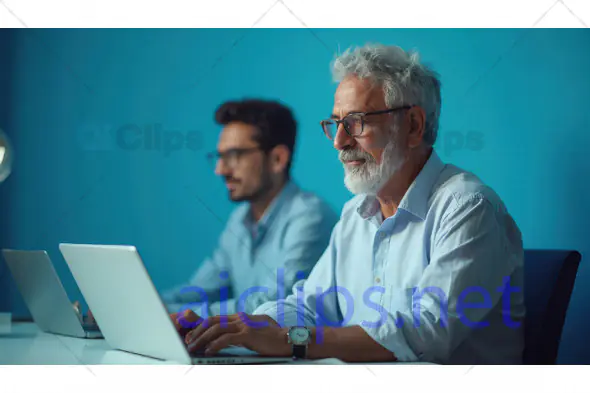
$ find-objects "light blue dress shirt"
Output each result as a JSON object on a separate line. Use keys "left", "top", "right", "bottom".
{"left": 254, "top": 150, "right": 525, "bottom": 365}
{"left": 162, "top": 180, "right": 338, "bottom": 317}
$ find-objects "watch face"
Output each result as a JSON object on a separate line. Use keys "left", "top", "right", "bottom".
{"left": 290, "top": 327, "right": 310, "bottom": 344}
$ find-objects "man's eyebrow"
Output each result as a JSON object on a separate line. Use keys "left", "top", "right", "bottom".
{"left": 330, "top": 110, "right": 364, "bottom": 119}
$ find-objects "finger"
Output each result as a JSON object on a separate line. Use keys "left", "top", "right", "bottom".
{"left": 177, "top": 314, "right": 203, "bottom": 338}
{"left": 188, "top": 322, "right": 239, "bottom": 353}
{"left": 204, "top": 333, "right": 244, "bottom": 356}
{"left": 184, "top": 316, "right": 215, "bottom": 342}
{"left": 169, "top": 313, "right": 181, "bottom": 331}
{"left": 226, "top": 313, "right": 242, "bottom": 323}
{"left": 185, "top": 316, "right": 221, "bottom": 344}
{"left": 184, "top": 314, "right": 236, "bottom": 343}
{"left": 177, "top": 310, "right": 203, "bottom": 330}
{"left": 184, "top": 315, "right": 224, "bottom": 344}
{"left": 170, "top": 313, "right": 179, "bottom": 329}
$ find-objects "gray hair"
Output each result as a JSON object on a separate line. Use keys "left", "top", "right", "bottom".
{"left": 331, "top": 43, "right": 442, "bottom": 146}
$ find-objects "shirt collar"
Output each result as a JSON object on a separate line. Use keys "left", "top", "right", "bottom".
{"left": 241, "top": 180, "right": 299, "bottom": 232}
{"left": 356, "top": 149, "right": 446, "bottom": 221}
{"left": 357, "top": 195, "right": 381, "bottom": 221}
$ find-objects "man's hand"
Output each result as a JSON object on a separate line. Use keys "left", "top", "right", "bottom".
{"left": 170, "top": 309, "right": 204, "bottom": 337}
{"left": 184, "top": 313, "right": 290, "bottom": 357}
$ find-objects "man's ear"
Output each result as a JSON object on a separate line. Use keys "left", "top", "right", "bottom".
{"left": 269, "top": 145, "right": 291, "bottom": 175}
{"left": 407, "top": 106, "right": 426, "bottom": 148}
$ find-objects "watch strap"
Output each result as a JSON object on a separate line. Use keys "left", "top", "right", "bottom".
{"left": 292, "top": 344, "right": 307, "bottom": 359}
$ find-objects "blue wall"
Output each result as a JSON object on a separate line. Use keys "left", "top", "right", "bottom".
{"left": 0, "top": 28, "right": 588, "bottom": 363}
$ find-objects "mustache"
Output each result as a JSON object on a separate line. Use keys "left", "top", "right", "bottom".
{"left": 339, "top": 148, "right": 375, "bottom": 163}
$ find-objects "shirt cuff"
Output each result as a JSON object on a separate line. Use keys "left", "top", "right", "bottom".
{"left": 253, "top": 300, "right": 313, "bottom": 328}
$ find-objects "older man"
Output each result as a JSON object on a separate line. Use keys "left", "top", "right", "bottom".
{"left": 180, "top": 44, "right": 525, "bottom": 365}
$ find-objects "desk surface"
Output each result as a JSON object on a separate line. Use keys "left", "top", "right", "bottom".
{"left": 0, "top": 323, "right": 576, "bottom": 393}
{"left": 0, "top": 322, "right": 183, "bottom": 365}
{"left": 1, "top": 323, "right": 430, "bottom": 365}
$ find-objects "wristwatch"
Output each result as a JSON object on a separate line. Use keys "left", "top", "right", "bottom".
{"left": 287, "top": 327, "right": 311, "bottom": 359}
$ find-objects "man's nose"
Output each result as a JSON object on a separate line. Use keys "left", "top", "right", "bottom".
{"left": 215, "top": 159, "right": 231, "bottom": 176}
{"left": 333, "top": 122, "right": 356, "bottom": 151}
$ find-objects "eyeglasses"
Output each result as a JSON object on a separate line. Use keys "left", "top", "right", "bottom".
{"left": 319, "top": 105, "right": 412, "bottom": 140}
{"left": 206, "top": 147, "right": 262, "bottom": 168}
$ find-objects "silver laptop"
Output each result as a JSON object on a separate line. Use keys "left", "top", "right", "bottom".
{"left": 2, "top": 249, "right": 103, "bottom": 339}
{"left": 58, "top": 243, "right": 294, "bottom": 365}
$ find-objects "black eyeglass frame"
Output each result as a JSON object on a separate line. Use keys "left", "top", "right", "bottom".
{"left": 320, "top": 105, "right": 413, "bottom": 139}
{"left": 206, "top": 146, "right": 265, "bottom": 167}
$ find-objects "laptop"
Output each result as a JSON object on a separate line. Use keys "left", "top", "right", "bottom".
{"left": 1, "top": 249, "right": 103, "bottom": 339}
{"left": 58, "top": 243, "right": 294, "bottom": 365}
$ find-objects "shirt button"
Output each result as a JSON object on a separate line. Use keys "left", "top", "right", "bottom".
{"left": 375, "top": 277, "right": 381, "bottom": 284}
{"left": 381, "top": 233, "right": 387, "bottom": 239}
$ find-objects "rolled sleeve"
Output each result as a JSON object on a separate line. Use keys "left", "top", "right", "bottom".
{"left": 253, "top": 299, "right": 306, "bottom": 328}
{"left": 360, "top": 315, "right": 420, "bottom": 361}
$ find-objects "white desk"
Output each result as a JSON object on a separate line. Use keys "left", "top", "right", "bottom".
{"left": 1, "top": 323, "right": 578, "bottom": 393}
{"left": 0, "top": 322, "right": 358, "bottom": 365}
{"left": 0, "top": 322, "right": 179, "bottom": 365}
{"left": 0, "top": 322, "right": 439, "bottom": 366}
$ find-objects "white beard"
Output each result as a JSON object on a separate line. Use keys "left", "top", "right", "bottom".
{"left": 343, "top": 138, "right": 406, "bottom": 195}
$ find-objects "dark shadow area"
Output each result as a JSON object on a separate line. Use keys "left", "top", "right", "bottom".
{"left": 0, "top": 29, "right": 17, "bottom": 312}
